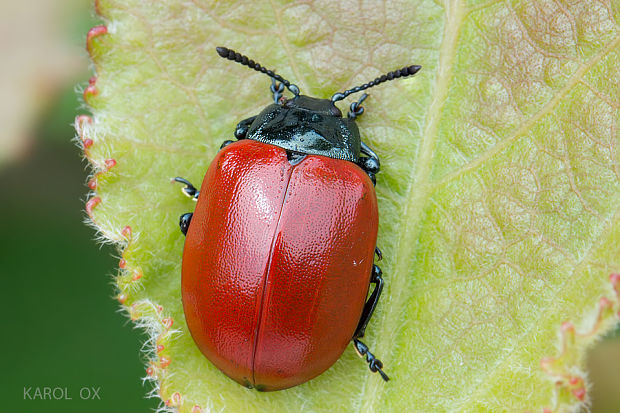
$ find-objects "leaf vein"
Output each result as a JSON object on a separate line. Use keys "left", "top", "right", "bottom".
{"left": 456, "top": 204, "right": 620, "bottom": 411}
{"left": 433, "top": 34, "right": 620, "bottom": 190}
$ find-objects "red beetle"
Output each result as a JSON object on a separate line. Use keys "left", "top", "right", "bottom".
{"left": 174, "top": 47, "right": 420, "bottom": 391}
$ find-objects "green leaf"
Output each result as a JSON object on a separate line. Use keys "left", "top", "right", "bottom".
{"left": 77, "top": 0, "right": 620, "bottom": 411}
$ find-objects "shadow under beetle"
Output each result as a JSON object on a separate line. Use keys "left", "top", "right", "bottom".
{"left": 174, "top": 46, "right": 420, "bottom": 391}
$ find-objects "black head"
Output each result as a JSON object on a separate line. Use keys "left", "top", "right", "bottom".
{"left": 216, "top": 46, "right": 421, "bottom": 162}
{"left": 282, "top": 95, "right": 342, "bottom": 117}
{"left": 246, "top": 94, "right": 359, "bottom": 161}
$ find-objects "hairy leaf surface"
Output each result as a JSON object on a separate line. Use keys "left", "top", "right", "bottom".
{"left": 78, "top": 1, "right": 620, "bottom": 411}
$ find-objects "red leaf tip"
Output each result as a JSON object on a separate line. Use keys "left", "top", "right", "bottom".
{"left": 162, "top": 317, "right": 174, "bottom": 329}
{"left": 121, "top": 226, "right": 132, "bottom": 239}
{"left": 75, "top": 114, "right": 93, "bottom": 126}
{"left": 131, "top": 269, "right": 143, "bottom": 281}
{"left": 83, "top": 85, "right": 98, "bottom": 102}
{"left": 85, "top": 197, "right": 101, "bottom": 216}
{"left": 104, "top": 159, "right": 117, "bottom": 170}
{"left": 572, "top": 387, "right": 586, "bottom": 401}
{"left": 163, "top": 392, "right": 181, "bottom": 407}
{"left": 86, "top": 25, "right": 107, "bottom": 53}
{"left": 159, "top": 356, "right": 171, "bottom": 368}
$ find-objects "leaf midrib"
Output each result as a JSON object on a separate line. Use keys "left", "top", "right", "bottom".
{"left": 359, "top": 0, "right": 466, "bottom": 411}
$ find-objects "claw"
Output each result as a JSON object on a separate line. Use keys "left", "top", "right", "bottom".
{"left": 375, "top": 246, "right": 383, "bottom": 261}
{"left": 353, "top": 339, "right": 389, "bottom": 382}
{"left": 173, "top": 177, "right": 199, "bottom": 200}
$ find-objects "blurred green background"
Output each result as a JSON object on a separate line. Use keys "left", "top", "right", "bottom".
{"left": 0, "top": 1, "right": 618, "bottom": 412}
{"left": 0, "top": 1, "right": 157, "bottom": 411}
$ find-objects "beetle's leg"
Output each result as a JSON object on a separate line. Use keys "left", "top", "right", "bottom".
{"left": 353, "top": 338, "right": 389, "bottom": 381}
{"left": 375, "top": 246, "right": 383, "bottom": 261}
{"left": 270, "top": 78, "right": 286, "bottom": 103}
{"left": 347, "top": 93, "right": 368, "bottom": 120}
{"left": 173, "top": 177, "right": 199, "bottom": 201}
{"left": 359, "top": 142, "right": 380, "bottom": 185}
{"left": 360, "top": 141, "right": 381, "bottom": 174}
{"left": 354, "top": 264, "right": 384, "bottom": 339}
{"left": 352, "top": 264, "right": 388, "bottom": 380}
{"left": 179, "top": 212, "right": 193, "bottom": 236}
{"left": 225, "top": 111, "right": 257, "bottom": 148}
{"left": 234, "top": 116, "right": 257, "bottom": 140}
{"left": 358, "top": 141, "right": 381, "bottom": 186}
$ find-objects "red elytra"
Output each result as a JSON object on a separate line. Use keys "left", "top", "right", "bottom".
{"left": 182, "top": 140, "right": 378, "bottom": 391}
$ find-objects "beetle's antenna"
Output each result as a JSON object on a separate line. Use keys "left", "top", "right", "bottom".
{"left": 331, "top": 64, "right": 421, "bottom": 102}
{"left": 216, "top": 46, "right": 300, "bottom": 97}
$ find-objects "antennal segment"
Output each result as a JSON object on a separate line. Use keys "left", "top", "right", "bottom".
{"left": 331, "top": 64, "right": 421, "bottom": 102}
{"left": 216, "top": 46, "right": 300, "bottom": 96}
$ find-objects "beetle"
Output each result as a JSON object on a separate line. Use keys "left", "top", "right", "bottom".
{"left": 174, "top": 46, "right": 420, "bottom": 391}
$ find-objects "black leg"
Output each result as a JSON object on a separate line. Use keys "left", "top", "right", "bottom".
{"left": 354, "top": 264, "right": 384, "bottom": 339}
{"left": 347, "top": 93, "right": 368, "bottom": 119}
{"left": 220, "top": 140, "right": 234, "bottom": 149}
{"left": 173, "top": 177, "right": 199, "bottom": 200}
{"left": 353, "top": 338, "right": 389, "bottom": 381}
{"left": 234, "top": 116, "right": 257, "bottom": 140}
{"left": 179, "top": 213, "right": 193, "bottom": 236}
{"left": 270, "top": 78, "right": 285, "bottom": 103}
{"left": 352, "top": 263, "right": 388, "bottom": 381}
{"left": 375, "top": 246, "right": 383, "bottom": 261}
{"left": 358, "top": 141, "right": 380, "bottom": 186}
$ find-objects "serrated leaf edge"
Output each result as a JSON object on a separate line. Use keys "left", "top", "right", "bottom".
{"left": 535, "top": 274, "right": 620, "bottom": 413}
{"left": 76, "top": 14, "right": 197, "bottom": 411}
